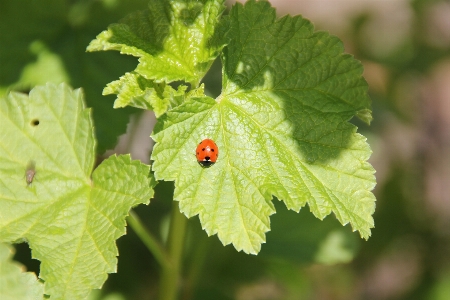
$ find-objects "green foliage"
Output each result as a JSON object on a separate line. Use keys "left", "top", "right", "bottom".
{"left": 90, "top": 0, "right": 375, "bottom": 254}
{"left": 0, "top": 83, "right": 155, "bottom": 299}
{"left": 87, "top": 0, "right": 227, "bottom": 107}
{"left": 103, "top": 72, "right": 189, "bottom": 117}
{"left": 0, "top": 243, "right": 43, "bottom": 300}
{"left": 3, "top": 0, "right": 449, "bottom": 298}
{"left": 0, "top": 0, "right": 151, "bottom": 153}
{"left": 0, "top": 0, "right": 378, "bottom": 298}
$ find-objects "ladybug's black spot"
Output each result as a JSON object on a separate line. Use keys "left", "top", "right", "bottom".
{"left": 202, "top": 147, "right": 206, "bottom": 151}
{"left": 210, "top": 149, "right": 214, "bottom": 152}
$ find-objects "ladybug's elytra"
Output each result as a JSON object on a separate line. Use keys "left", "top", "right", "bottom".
{"left": 196, "top": 139, "right": 219, "bottom": 168}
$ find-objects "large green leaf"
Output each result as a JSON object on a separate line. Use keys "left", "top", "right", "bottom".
{"left": 151, "top": 0, "right": 375, "bottom": 254}
{"left": 87, "top": 0, "right": 228, "bottom": 115}
{"left": 0, "top": 83, "right": 155, "bottom": 299}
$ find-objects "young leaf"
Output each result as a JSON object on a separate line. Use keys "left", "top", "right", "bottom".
{"left": 0, "top": 243, "right": 44, "bottom": 300}
{"left": 104, "top": 71, "right": 188, "bottom": 117}
{"left": 87, "top": 0, "right": 227, "bottom": 88}
{"left": 152, "top": 0, "right": 375, "bottom": 254}
{"left": 0, "top": 83, "right": 155, "bottom": 299}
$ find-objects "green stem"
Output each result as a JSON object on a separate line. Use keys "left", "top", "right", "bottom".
{"left": 159, "top": 203, "right": 187, "bottom": 300}
{"left": 182, "top": 232, "right": 209, "bottom": 300}
{"left": 127, "top": 210, "right": 170, "bottom": 270}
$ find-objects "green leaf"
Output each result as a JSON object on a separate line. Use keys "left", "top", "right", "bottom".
{"left": 87, "top": 0, "right": 227, "bottom": 88}
{"left": 151, "top": 0, "right": 375, "bottom": 254}
{"left": 0, "top": 83, "right": 155, "bottom": 299}
{"left": 0, "top": 243, "right": 44, "bottom": 300}
{"left": 104, "top": 71, "right": 188, "bottom": 117}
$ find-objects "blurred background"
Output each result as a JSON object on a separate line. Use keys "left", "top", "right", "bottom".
{"left": 1, "top": 0, "right": 450, "bottom": 299}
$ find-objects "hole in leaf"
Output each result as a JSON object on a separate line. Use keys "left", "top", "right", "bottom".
{"left": 13, "top": 242, "right": 41, "bottom": 275}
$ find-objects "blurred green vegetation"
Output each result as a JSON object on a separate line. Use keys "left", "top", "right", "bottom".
{"left": 0, "top": 0, "right": 145, "bottom": 153}
{"left": 2, "top": 0, "right": 450, "bottom": 299}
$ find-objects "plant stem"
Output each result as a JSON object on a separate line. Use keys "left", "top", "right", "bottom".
{"left": 159, "top": 203, "right": 187, "bottom": 300}
{"left": 127, "top": 210, "right": 171, "bottom": 270}
{"left": 182, "top": 232, "right": 209, "bottom": 300}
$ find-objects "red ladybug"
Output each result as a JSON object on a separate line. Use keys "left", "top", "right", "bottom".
{"left": 196, "top": 139, "right": 219, "bottom": 168}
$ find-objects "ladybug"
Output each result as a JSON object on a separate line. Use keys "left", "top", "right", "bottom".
{"left": 196, "top": 139, "right": 219, "bottom": 168}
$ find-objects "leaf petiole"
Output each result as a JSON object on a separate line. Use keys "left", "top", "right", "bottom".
{"left": 127, "top": 210, "right": 171, "bottom": 270}
{"left": 158, "top": 203, "right": 187, "bottom": 300}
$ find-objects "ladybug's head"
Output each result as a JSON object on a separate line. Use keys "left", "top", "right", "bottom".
{"left": 198, "top": 160, "right": 215, "bottom": 168}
